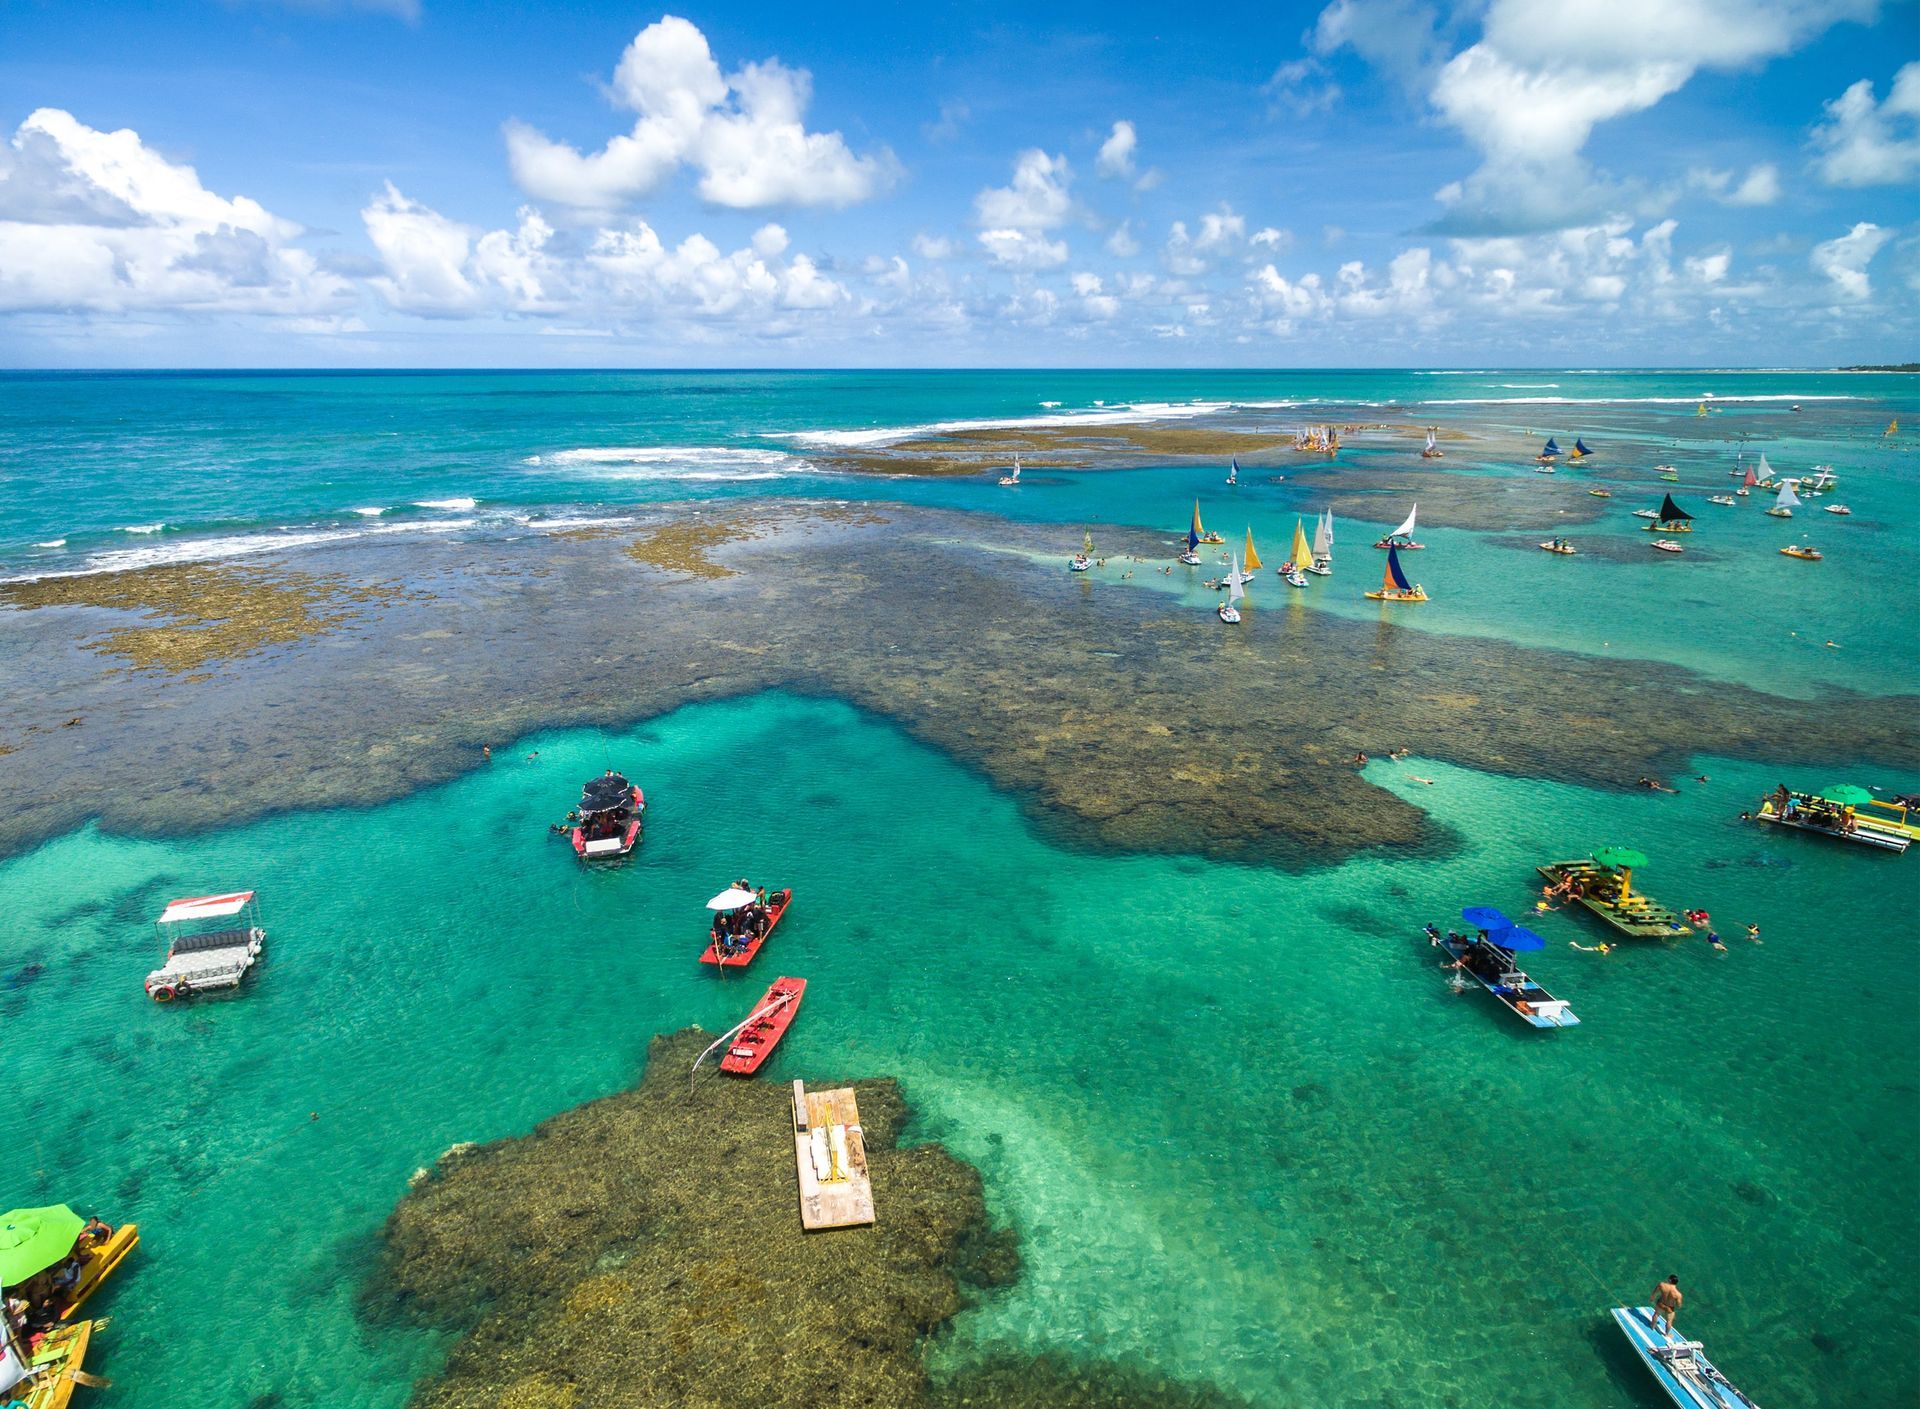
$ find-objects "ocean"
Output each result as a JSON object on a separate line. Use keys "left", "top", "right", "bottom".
{"left": 1, "top": 369, "right": 1915, "bottom": 1407}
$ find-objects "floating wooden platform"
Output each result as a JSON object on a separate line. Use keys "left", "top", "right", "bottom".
{"left": 791, "top": 1080, "right": 875, "bottom": 1231}
{"left": 1538, "top": 861, "right": 1692, "bottom": 939}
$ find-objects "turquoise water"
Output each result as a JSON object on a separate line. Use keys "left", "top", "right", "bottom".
{"left": 4, "top": 694, "right": 1916, "bottom": 1407}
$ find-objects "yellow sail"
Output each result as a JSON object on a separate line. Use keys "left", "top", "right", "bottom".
{"left": 1696, "top": 402, "right": 1707, "bottom": 416}
{"left": 1191, "top": 499, "right": 1205, "bottom": 537}
{"left": 1290, "top": 518, "right": 1312, "bottom": 567}
{"left": 1887, "top": 419, "right": 1899, "bottom": 436}
{"left": 1244, "top": 527, "right": 1263, "bottom": 571}
{"left": 1083, "top": 530, "right": 1094, "bottom": 555}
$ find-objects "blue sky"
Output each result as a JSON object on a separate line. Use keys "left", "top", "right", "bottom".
{"left": 1, "top": 0, "right": 1916, "bottom": 366}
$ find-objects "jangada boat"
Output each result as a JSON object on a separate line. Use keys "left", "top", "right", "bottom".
{"left": 1426, "top": 916, "right": 1578, "bottom": 1028}
{"left": 1779, "top": 544, "right": 1821, "bottom": 560}
{"left": 145, "top": 891, "right": 266, "bottom": 1002}
{"left": 3, "top": 1318, "right": 96, "bottom": 1409}
{"left": 1070, "top": 531, "right": 1094, "bottom": 571}
{"left": 1539, "top": 539, "right": 1577, "bottom": 554}
{"left": 1218, "top": 554, "right": 1246, "bottom": 622}
{"left": 1373, "top": 502, "right": 1423, "bottom": 550}
{"left": 1535, "top": 436, "right": 1560, "bottom": 463}
{"left": 1281, "top": 519, "right": 1313, "bottom": 586}
{"left": 1364, "top": 544, "right": 1427, "bottom": 601}
{"left": 1569, "top": 437, "right": 1595, "bottom": 460}
{"left": 571, "top": 772, "right": 644, "bottom": 860}
{"left": 700, "top": 886, "right": 794, "bottom": 968}
{"left": 1306, "top": 507, "right": 1334, "bottom": 575}
{"left": 1243, "top": 526, "right": 1264, "bottom": 574}
{"left": 997, "top": 455, "right": 1021, "bottom": 487}
{"left": 1764, "top": 481, "right": 1800, "bottom": 518}
{"left": 1611, "top": 1305, "right": 1761, "bottom": 1409}
{"left": 720, "top": 976, "right": 807, "bottom": 1075}
{"left": 1640, "top": 494, "right": 1694, "bottom": 533}
{"left": 1421, "top": 427, "right": 1444, "bottom": 458}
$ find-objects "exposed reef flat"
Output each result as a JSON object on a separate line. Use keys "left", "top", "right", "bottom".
{"left": 372, "top": 1029, "right": 1247, "bottom": 1409}
{"left": 0, "top": 500, "right": 1912, "bottom": 865}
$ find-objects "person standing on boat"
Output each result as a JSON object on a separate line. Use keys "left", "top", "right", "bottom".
{"left": 1652, "top": 1275, "right": 1683, "bottom": 1334}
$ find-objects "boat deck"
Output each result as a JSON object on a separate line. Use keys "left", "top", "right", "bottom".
{"left": 21, "top": 1318, "right": 93, "bottom": 1409}
{"left": 1612, "top": 1306, "right": 1758, "bottom": 1409}
{"left": 1754, "top": 804, "right": 1909, "bottom": 852}
{"left": 791, "top": 1080, "right": 875, "bottom": 1231}
{"left": 1538, "top": 862, "right": 1691, "bottom": 938}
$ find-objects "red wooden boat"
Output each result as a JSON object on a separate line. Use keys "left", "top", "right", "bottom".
{"left": 719, "top": 976, "right": 806, "bottom": 1075}
{"left": 698, "top": 887, "right": 793, "bottom": 968}
{"left": 570, "top": 773, "right": 644, "bottom": 860}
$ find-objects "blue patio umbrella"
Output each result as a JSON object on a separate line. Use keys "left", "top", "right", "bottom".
{"left": 1461, "top": 906, "right": 1511, "bottom": 931}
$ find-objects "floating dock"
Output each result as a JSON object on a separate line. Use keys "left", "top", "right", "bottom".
{"left": 1538, "top": 860, "right": 1691, "bottom": 938}
{"left": 791, "top": 1080, "right": 874, "bottom": 1231}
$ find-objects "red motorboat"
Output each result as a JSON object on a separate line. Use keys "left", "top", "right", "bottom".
{"left": 699, "top": 887, "right": 793, "bottom": 968}
{"left": 570, "top": 771, "right": 644, "bottom": 860}
{"left": 719, "top": 976, "right": 806, "bottom": 1075}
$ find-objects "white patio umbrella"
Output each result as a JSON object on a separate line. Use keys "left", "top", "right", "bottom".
{"left": 706, "top": 887, "right": 755, "bottom": 910}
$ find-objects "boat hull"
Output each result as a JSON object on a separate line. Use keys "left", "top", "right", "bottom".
{"left": 56, "top": 1222, "right": 138, "bottom": 1320}
{"left": 720, "top": 977, "right": 807, "bottom": 1074}
{"left": 1364, "top": 589, "right": 1427, "bottom": 601}
{"left": 1754, "top": 802, "right": 1909, "bottom": 851}
{"left": 700, "top": 888, "right": 794, "bottom": 968}
{"left": 1611, "top": 1306, "right": 1758, "bottom": 1409}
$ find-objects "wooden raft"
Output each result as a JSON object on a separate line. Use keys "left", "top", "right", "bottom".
{"left": 791, "top": 1080, "right": 875, "bottom": 1231}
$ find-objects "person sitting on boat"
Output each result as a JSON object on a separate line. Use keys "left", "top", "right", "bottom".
{"left": 80, "top": 1216, "right": 113, "bottom": 1248}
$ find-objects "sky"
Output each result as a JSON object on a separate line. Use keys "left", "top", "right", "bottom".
{"left": 0, "top": 0, "right": 1916, "bottom": 367}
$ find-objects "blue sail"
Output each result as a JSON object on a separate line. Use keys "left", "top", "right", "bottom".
{"left": 1574, "top": 438, "right": 1592, "bottom": 455}
{"left": 1187, "top": 524, "right": 1201, "bottom": 550}
{"left": 1542, "top": 437, "right": 1559, "bottom": 455}
{"left": 1386, "top": 543, "right": 1412, "bottom": 592}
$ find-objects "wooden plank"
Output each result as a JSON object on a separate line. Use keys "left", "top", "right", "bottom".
{"left": 792, "top": 1084, "right": 875, "bottom": 1231}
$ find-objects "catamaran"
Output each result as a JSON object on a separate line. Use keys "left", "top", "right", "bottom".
{"left": 1070, "top": 531, "right": 1094, "bottom": 571}
{"left": 1306, "top": 507, "right": 1334, "bottom": 575}
{"left": 1536, "top": 437, "right": 1560, "bottom": 463}
{"left": 1421, "top": 428, "right": 1443, "bottom": 459}
{"left": 1281, "top": 519, "right": 1311, "bottom": 587}
{"left": 997, "top": 455, "right": 1021, "bottom": 486}
{"left": 1765, "top": 482, "right": 1800, "bottom": 518}
{"left": 1642, "top": 494, "right": 1694, "bottom": 533}
{"left": 1374, "top": 503, "right": 1423, "bottom": 550}
{"left": 1218, "top": 555, "right": 1244, "bottom": 623}
{"left": 1365, "top": 543, "right": 1427, "bottom": 601}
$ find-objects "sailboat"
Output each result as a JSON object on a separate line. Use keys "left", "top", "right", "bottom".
{"left": 1766, "top": 481, "right": 1801, "bottom": 518}
{"left": 1570, "top": 438, "right": 1594, "bottom": 459}
{"left": 1887, "top": 419, "right": 1899, "bottom": 437}
{"left": 1536, "top": 437, "right": 1560, "bottom": 463}
{"left": 1364, "top": 543, "right": 1427, "bottom": 601}
{"left": 1421, "top": 428, "right": 1444, "bottom": 459}
{"left": 1641, "top": 493, "right": 1694, "bottom": 533}
{"left": 997, "top": 455, "right": 1021, "bottom": 487}
{"left": 1281, "top": 519, "right": 1311, "bottom": 587}
{"left": 1374, "top": 503, "right": 1423, "bottom": 550}
{"left": 1753, "top": 453, "right": 1777, "bottom": 489}
{"left": 1227, "top": 457, "right": 1239, "bottom": 486}
{"left": 1244, "top": 527, "right": 1263, "bottom": 572}
{"left": 1191, "top": 498, "right": 1224, "bottom": 544}
{"left": 1218, "top": 555, "right": 1244, "bottom": 623}
{"left": 1737, "top": 463, "right": 1757, "bottom": 497}
{"left": 1696, "top": 402, "right": 1709, "bottom": 417}
{"left": 1070, "top": 530, "right": 1094, "bottom": 570}
{"left": 1799, "top": 465, "right": 1836, "bottom": 495}
{"left": 1307, "top": 508, "right": 1333, "bottom": 575}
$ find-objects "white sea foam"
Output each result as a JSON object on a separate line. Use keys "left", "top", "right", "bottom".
{"left": 1040, "top": 400, "right": 1062, "bottom": 408}
{"left": 414, "top": 497, "right": 479, "bottom": 511}
{"left": 35, "top": 539, "right": 66, "bottom": 549}
{"left": 351, "top": 506, "right": 388, "bottom": 517}
{"left": 6, "top": 528, "right": 364, "bottom": 582}
{"left": 1499, "top": 383, "right": 1560, "bottom": 389}
{"left": 1418, "top": 394, "right": 1858, "bottom": 407}
{"left": 523, "top": 446, "right": 806, "bottom": 481}
{"left": 783, "top": 400, "right": 1241, "bottom": 449}
{"left": 121, "top": 522, "right": 166, "bottom": 534}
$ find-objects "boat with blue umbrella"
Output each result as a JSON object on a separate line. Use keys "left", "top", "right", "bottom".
{"left": 1425, "top": 910, "right": 1579, "bottom": 1028}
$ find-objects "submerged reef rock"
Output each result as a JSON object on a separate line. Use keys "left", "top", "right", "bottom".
{"left": 373, "top": 1029, "right": 1241, "bottom": 1409}
{"left": 0, "top": 499, "right": 1912, "bottom": 864}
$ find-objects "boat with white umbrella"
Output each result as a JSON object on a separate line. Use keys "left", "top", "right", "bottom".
{"left": 700, "top": 884, "right": 794, "bottom": 968}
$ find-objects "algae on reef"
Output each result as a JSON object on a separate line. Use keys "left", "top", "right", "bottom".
{"left": 373, "top": 1029, "right": 1246, "bottom": 1409}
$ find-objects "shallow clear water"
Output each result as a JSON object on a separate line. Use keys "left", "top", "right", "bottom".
{"left": 5, "top": 694, "right": 1914, "bottom": 1407}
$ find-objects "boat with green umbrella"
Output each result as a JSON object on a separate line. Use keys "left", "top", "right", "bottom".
{"left": 1536, "top": 848, "right": 1692, "bottom": 938}
{"left": 1752, "top": 783, "right": 1910, "bottom": 853}
{"left": 0, "top": 1203, "right": 138, "bottom": 1323}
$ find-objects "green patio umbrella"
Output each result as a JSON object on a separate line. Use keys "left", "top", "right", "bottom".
{"left": 0, "top": 1204, "right": 84, "bottom": 1285}
{"left": 1821, "top": 785, "right": 1873, "bottom": 806}
{"left": 1592, "top": 846, "right": 1648, "bottom": 871}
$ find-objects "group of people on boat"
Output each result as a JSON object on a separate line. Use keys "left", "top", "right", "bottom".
{"left": 709, "top": 880, "right": 773, "bottom": 956}
{"left": 1426, "top": 926, "right": 1513, "bottom": 982}
{"left": 1758, "top": 784, "right": 1858, "bottom": 834}
{"left": 3, "top": 1216, "right": 113, "bottom": 1338}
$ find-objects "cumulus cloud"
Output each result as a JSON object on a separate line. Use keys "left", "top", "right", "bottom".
{"left": 975, "top": 149, "right": 1073, "bottom": 230}
{"left": 504, "top": 15, "right": 892, "bottom": 215}
{"left": 911, "top": 232, "right": 955, "bottom": 260}
{"left": 0, "top": 107, "right": 350, "bottom": 314}
{"left": 1164, "top": 207, "right": 1246, "bottom": 275}
{"left": 1106, "top": 220, "right": 1141, "bottom": 258}
{"left": 1690, "top": 162, "right": 1781, "bottom": 206}
{"left": 1810, "top": 221, "right": 1890, "bottom": 299}
{"left": 1096, "top": 121, "right": 1137, "bottom": 179}
{"left": 1811, "top": 63, "right": 1920, "bottom": 187}
{"left": 978, "top": 228, "right": 1069, "bottom": 269}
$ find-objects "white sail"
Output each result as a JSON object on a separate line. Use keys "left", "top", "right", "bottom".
{"left": 1776, "top": 481, "right": 1801, "bottom": 508}
{"left": 1312, "top": 511, "right": 1332, "bottom": 559}
{"left": 1323, "top": 507, "right": 1335, "bottom": 547}
{"left": 1011, "top": 455, "right": 1020, "bottom": 481}
{"left": 1757, "top": 452, "right": 1772, "bottom": 478}
{"left": 1424, "top": 429, "right": 1437, "bottom": 452}
{"left": 1227, "top": 554, "right": 1246, "bottom": 603}
{"left": 1390, "top": 503, "right": 1418, "bottom": 539}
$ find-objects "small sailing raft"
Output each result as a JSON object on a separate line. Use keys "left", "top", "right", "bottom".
{"left": 1365, "top": 543, "right": 1426, "bottom": 602}
{"left": 720, "top": 977, "right": 807, "bottom": 1075}
{"left": 1306, "top": 507, "right": 1334, "bottom": 575}
{"left": 1641, "top": 494, "right": 1694, "bottom": 533}
{"left": 1765, "top": 481, "right": 1800, "bottom": 518}
{"left": 1070, "top": 531, "right": 1094, "bottom": 571}
{"left": 1421, "top": 427, "right": 1444, "bottom": 458}
{"left": 1374, "top": 502, "right": 1422, "bottom": 550}
{"left": 1535, "top": 436, "right": 1560, "bottom": 463}
{"left": 1218, "top": 554, "right": 1246, "bottom": 623}
{"left": 6, "top": 1318, "right": 96, "bottom": 1409}
{"left": 1281, "top": 518, "right": 1313, "bottom": 586}
{"left": 700, "top": 887, "right": 794, "bottom": 968}
{"left": 1426, "top": 917, "right": 1578, "bottom": 1029}
{"left": 1612, "top": 1306, "right": 1762, "bottom": 1409}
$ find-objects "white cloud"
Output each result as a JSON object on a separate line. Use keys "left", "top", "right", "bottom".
{"left": 1250, "top": 227, "right": 1292, "bottom": 251}
{"left": 978, "top": 228, "right": 1069, "bottom": 268}
{"left": 1106, "top": 220, "right": 1141, "bottom": 258}
{"left": 1264, "top": 58, "right": 1341, "bottom": 116}
{"left": 1164, "top": 207, "right": 1245, "bottom": 275}
{"left": 0, "top": 107, "right": 350, "bottom": 314}
{"left": 504, "top": 16, "right": 892, "bottom": 215}
{"left": 975, "top": 149, "right": 1073, "bottom": 230}
{"left": 1096, "top": 121, "right": 1137, "bottom": 179}
{"left": 1194, "top": 207, "right": 1246, "bottom": 251}
{"left": 1810, "top": 221, "right": 1890, "bottom": 299}
{"left": 911, "top": 232, "right": 955, "bottom": 259}
{"left": 1691, "top": 162, "right": 1782, "bottom": 206}
{"left": 1811, "top": 63, "right": 1920, "bottom": 187}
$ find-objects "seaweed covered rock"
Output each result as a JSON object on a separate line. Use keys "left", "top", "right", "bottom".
{"left": 374, "top": 1029, "right": 1017, "bottom": 1409}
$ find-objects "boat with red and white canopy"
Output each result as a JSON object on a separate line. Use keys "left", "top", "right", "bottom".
{"left": 144, "top": 890, "right": 266, "bottom": 1002}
